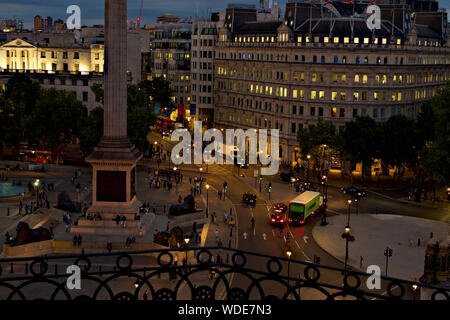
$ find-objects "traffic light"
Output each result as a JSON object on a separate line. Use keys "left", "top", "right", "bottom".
{"left": 268, "top": 183, "right": 272, "bottom": 189}
{"left": 259, "top": 175, "right": 263, "bottom": 181}
{"left": 384, "top": 249, "right": 387, "bottom": 256}
{"left": 389, "top": 248, "right": 393, "bottom": 257}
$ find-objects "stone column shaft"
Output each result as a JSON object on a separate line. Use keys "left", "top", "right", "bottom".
{"left": 104, "top": 0, "right": 127, "bottom": 139}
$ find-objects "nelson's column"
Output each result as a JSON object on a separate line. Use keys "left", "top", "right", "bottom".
{"left": 73, "top": 0, "right": 144, "bottom": 236}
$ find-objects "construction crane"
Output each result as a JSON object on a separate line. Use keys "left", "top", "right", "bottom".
{"left": 137, "top": 0, "right": 144, "bottom": 27}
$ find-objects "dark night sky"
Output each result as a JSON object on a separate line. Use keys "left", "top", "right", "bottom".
{"left": 0, "top": 0, "right": 261, "bottom": 29}
{"left": 0, "top": 0, "right": 449, "bottom": 29}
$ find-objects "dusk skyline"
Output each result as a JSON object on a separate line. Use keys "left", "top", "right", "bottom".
{"left": 3, "top": 0, "right": 449, "bottom": 30}
{"left": 0, "top": 0, "right": 263, "bottom": 29}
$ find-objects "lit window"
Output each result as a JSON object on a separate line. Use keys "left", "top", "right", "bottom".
{"left": 396, "top": 39, "right": 401, "bottom": 45}
{"left": 324, "top": 37, "right": 329, "bottom": 43}
{"left": 354, "top": 37, "right": 359, "bottom": 44}
{"left": 297, "top": 36, "right": 302, "bottom": 43}
{"left": 334, "top": 37, "right": 339, "bottom": 43}
{"left": 364, "top": 38, "right": 369, "bottom": 44}
{"left": 354, "top": 75, "right": 360, "bottom": 83}
{"left": 392, "top": 92, "right": 396, "bottom": 101}
{"left": 319, "top": 91, "right": 325, "bottom": 100}
{"left": 341, "top": 74, "right": 347, "bottom": 82}
{"left": 382, "top": 38, "right": 387, "bottom": 45}
{"left": 363, "top": 75, "right": 367, "bottom": 83}
{"left": 312, "top": 73, "right": 317, "bottom": 82}
{"left": 332, "top": 92, "right": 337, "bottom": 100}
{"left": 398, "top": 92, "right": 402, "bottom": 101}
{"left": 306, "top": 36, "right": 310, "bottom": 43}
{"left": 344, "top": 37, "right": 349, "bottom": 44}
{"left": 374, "top": 92, "right": 379, "bottom": 100}
{"left": 340, "top": 92, "right": 346, "bottom": 100}
{"left": 311, "top": 91, "right": 317, "bottom": 99}
{"left": 353, "top": 92, "right": 359, "bottom": 100}
{"left": 293, "top": 89, "right": 298, "bottom": 98}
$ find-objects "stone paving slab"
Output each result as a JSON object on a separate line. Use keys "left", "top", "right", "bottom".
{"left": 312, "top": 214, "right": 448, "bottom": 281}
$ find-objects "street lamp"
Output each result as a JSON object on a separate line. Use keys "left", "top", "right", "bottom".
{"left": 286, "top": 249, "right": 292, "bottom": 287}
{"left": 205, "top": 184, "right": 210, "bottom": 216}
{"left": 34, "top": 179, "right": 40, "bottom": 205}
{"left": 344, "top": 225, "right": 351, "bottom": 273}
{"left": 412, "top": 284, "right": 418, "bottom": 300}
{"left": 199, "top": 167, "right": 203, "bottom": 179}
{"left": 306, "top": 155, "right": 311, "bottom": 182}
{"left": 347, "top": 199, "right": 352, "bottom": 226}
{"left": 354, "top": 198, "right": 359, "bottom": 215}
{"left": 184, "top": 235, "right": 190, "bottom": 266}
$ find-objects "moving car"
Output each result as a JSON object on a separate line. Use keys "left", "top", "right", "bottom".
{"left": 243, "top": 192, "right": 256, "bottom": 206}
{"left": 270, "top": 203, "right": 287, "bottom": 225}
{"left": 340, "top": 186, "right": 367, "bottom": 198}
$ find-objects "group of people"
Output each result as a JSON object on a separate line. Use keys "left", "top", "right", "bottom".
{"left": 190, "top": 176, "right": 204, "bottom": 196}
{"left": 71, "top": 168, "right": 82, "bottom": 185}
{"left": 114, "top": 215, "right": 128, "bottom": 228}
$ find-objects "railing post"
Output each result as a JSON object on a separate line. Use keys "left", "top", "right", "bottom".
{"left": 98, "top": 265, "right": 102, "bottom": 276}
{"left": 7, "top": 207, "right": 10, "bottom": 216}
{"left": 10, "top": 262, "right": 13, "bottom": 273}
{"left": 54, "top": 264, "right": 58, "bottom": 275}
{"left": 25, "top": 263, "right": 28, "bottom": 274}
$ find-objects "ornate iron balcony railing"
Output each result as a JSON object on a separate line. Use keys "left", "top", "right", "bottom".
{"left": 0, "top": 247, "right": 448, "bottom": 300}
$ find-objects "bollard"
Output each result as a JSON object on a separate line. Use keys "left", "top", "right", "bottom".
{"left": 7, "top": 208, "right": 10, "bottom": 216}
{"left": 10, "top": 263, "right": 13, "bottom": 274}
{"left": 226, "top": 254, "right": 229, "bottom": 264}
{"left": 25, "top": 263, "right": 28, "bottom": 274}
{"left": 228, "top": 239, "right": 231, "bottom": 248}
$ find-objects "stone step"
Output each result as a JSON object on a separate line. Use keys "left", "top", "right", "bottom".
{"left": 70, "top": 226, "right": 145, "bottom": 236}
{"left": 94, "top": 213, "right": 140, "bottom": 220}
{"left": 77, "top": 219, "right": 142, "bottom": 228}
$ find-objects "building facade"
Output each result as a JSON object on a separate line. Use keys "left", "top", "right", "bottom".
{"left": 190, "top": 19, "right": 221, "bottom": 127}
{"left": 149, "top": 17, "right": 192, "bottom": 113}
{"left": 214, "top": 1, "right": 450, "bottom": 163}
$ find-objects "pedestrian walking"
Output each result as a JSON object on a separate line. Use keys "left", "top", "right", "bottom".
{"left": 223, "top": 212, "right": 228, "bottom": 224}
{"left": 166, "top": 221, "right": 170, "bottom": 232}
{"left": 73, "top": 235, "right": 77, "bottom": 247}
{"left": 214, "top": 229, "right": 219, "bottom": 242}
{"left": 77, "top": 235, "right": 82, "bottom": 247}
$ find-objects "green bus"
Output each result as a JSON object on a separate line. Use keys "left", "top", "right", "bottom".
{"left": 288, "top": 191, "right": 321, "bottom": 225}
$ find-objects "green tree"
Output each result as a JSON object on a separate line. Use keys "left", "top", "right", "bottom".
{"left": 88, "top": 82, "right": 157, "bottom": 153}
{"left": 2, "top": 74, "right": 41, "bottom": 147}
{"left": 418, "top": 84, "right": 450, "bottom": 186}
{"left": 341, "top": 116, "right": 381, "bottom": 178}
{"left": 91, "top": 82, "right": 104, "bottom": 104}
{"left": 78, "top": 106, "right": 104, "bottom": 156}
{"left": 297, "top": 119, "right": 338, "bottom": 165}
{"left": 139, "top": 77, "right": 173, "bottom": 108}
{"left": 27, "top": 88, "right": 87, "bottom": 162}
{"left": 379, "top": 115, "right": 421, "bottom": 175}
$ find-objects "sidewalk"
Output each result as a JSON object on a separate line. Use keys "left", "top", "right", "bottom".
{"left": 312, "top": 213, "right": 448, "bottom": 281}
